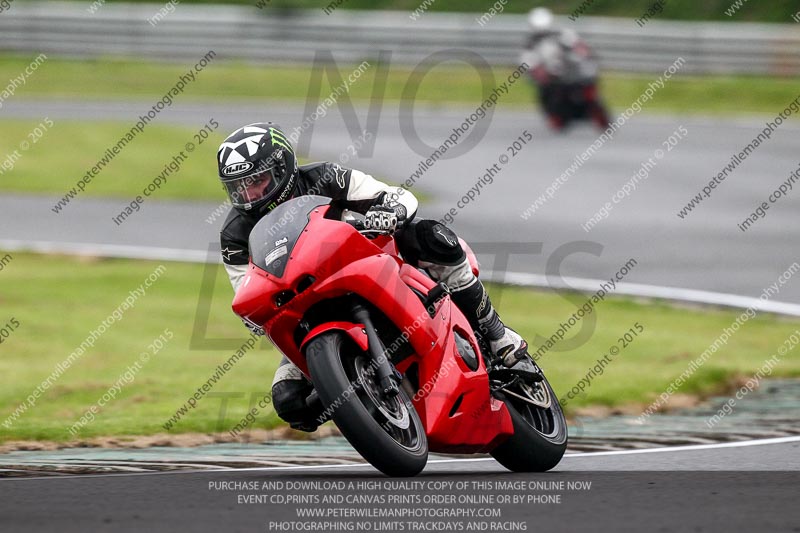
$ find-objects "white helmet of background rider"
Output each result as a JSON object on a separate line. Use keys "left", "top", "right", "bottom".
{"left": 528, "top": 7, "right": 554, "bottom": 32}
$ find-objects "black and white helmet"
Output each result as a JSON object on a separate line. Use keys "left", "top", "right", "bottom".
{"left": 217, "top": 122, "right": 298, "bottom": 216}
{"left": 528, "top": 7, "right": 554, "bottom": 32}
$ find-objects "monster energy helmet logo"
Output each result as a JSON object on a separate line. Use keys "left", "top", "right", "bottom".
{"left": 270, "top": 127, "right": 293, "bottom": 153}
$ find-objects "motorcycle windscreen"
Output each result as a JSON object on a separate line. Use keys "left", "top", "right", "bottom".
{"left": 249, "top": 195, "right": 332, "bottom": 278}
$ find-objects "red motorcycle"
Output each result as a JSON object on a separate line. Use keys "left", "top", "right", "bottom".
{"left": 232, "top": 196, "right": 567, "bottom": 476}
{"left": 534, "top": 77, "right": 611, "bottom": 132}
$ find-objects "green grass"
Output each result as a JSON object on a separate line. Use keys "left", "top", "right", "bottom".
{"left": 0, "top": 254, "right": 281, "bottom": 442}
{"left": 601, "top": 73, "right": 800, "bottom": 115}
{"left": 0, "top": 120, "right": 420, "bottom": 201}
{"left": 0, "top": 120, "right": 226, "bottom": 200}
{"left": 2, "top": 55, "right": 799, "bottom": 116}
{"left": 1, "top": 253, "right": 798, "bottom": 443}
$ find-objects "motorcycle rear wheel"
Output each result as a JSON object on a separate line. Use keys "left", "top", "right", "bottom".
{"left": 490, "top": 377, "right": 568, "bottom": 472}
{"left": 305, "top": 331, "right": 428, "bottom": 477}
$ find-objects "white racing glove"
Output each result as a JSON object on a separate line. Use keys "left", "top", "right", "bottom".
{"left": 364, "top": 205, "right": 401, "bottom": 234}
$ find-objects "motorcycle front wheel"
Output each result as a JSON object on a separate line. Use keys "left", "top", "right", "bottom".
{"left": 305, "top": 331, "right": 428, "bottom": 477}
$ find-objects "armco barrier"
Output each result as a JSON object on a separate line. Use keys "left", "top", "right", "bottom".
{"left": 1, "top": 3, "right": 799, "bottom": 75}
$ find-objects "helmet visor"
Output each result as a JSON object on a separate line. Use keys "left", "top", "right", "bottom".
{"left": 223, "top": 167, "right": 277, "bottom": 209}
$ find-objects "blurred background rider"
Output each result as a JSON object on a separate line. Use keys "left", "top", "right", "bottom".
{"left": 521, "top": 7, "right": 610, "bottom": 131}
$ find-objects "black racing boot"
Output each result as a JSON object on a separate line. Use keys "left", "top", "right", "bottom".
{"left": 450, "top": 278, "right": 543, "bottom": 379}
{"left": 488, "top": 327, "right": 544, "bottom": 381}
{"left": 271, "top": 357, "right": 325, "bottom": 432}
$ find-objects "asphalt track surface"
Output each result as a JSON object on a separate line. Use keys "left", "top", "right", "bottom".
{"left": 2, "top": 100, "right": 800, "bottom": 303}
{"left": 2, "top": 439, "right": 798, "bottom": 533}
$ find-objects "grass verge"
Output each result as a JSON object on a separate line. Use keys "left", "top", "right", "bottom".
{"left": 0, "top": 120, "right": 225, "bottom": 201}
{"left": 0, "top": 253, "right": 798, "bottom": 443}
{"left": 0, "top": 120, "right": 418, "bottom": 202}
{"left": 2, "top": 55, "right": 799, "bottom": 115}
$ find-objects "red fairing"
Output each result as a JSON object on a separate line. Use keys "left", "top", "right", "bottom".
{"left": 583, "top": 83, "right": 598, "bottom": 100}
{"left": 401, "top": 298, "right": 513, "bottom": 452}
{"left": 231, "top": 204, "right": 513, "bottom": 454}
{"left": 299, "top": 322, "right": 368, "bottom": 352}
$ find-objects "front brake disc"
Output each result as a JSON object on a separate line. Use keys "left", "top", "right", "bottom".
{"left": 354, "top": 356, "right": 410, "bottom": 429}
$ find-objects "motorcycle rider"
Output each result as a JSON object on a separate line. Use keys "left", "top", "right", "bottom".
{"left": 217, "top": 123, "right": 537, "bottom": 432}
{"left": 521, "top": 7, "right": 607, "bottom": 130}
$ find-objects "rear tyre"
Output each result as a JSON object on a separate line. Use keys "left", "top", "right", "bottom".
{"left": 590, "top": 101, "right": 611, "bottom": 130}
{"left": 305, "top": 331, "right": 428, "bottom": 477}
{"left": 490, "top": 378, "right": 567, "bottom": 472}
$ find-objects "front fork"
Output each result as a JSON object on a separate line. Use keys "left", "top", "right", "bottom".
{"left": 351, "top": 304, "right": 400, "bottom": 398}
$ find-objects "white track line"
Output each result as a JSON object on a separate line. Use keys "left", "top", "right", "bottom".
{"left": 484, "top": 270, "right": 800, "bottom": 317}
{"left": 186, "top": 435, "right": 800, "bottom": 472}
{"left": 2, "top": 436, "right": 798, "bottom": 482}
{"left": 562, "top": 435, "right": 800, "bottom": 457}
{"left": 3, "top": 240, "right": 800, "bottom": 316}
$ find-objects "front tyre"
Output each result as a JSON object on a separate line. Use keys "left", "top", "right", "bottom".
{"left": 305, "top": 331, "right": 428, "bottom": 477}
{"left": 490, "top": 378, "right": 567, "bottom": 472}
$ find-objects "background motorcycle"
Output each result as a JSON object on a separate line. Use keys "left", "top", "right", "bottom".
{"left": 536, "top": 77, "right": 611, "bottom": 131}
{"left": 232, "top": 196, "right": 567, "bottom": 476}
{"left": 524, "top": 39, "right": 611, "bottom": 131}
